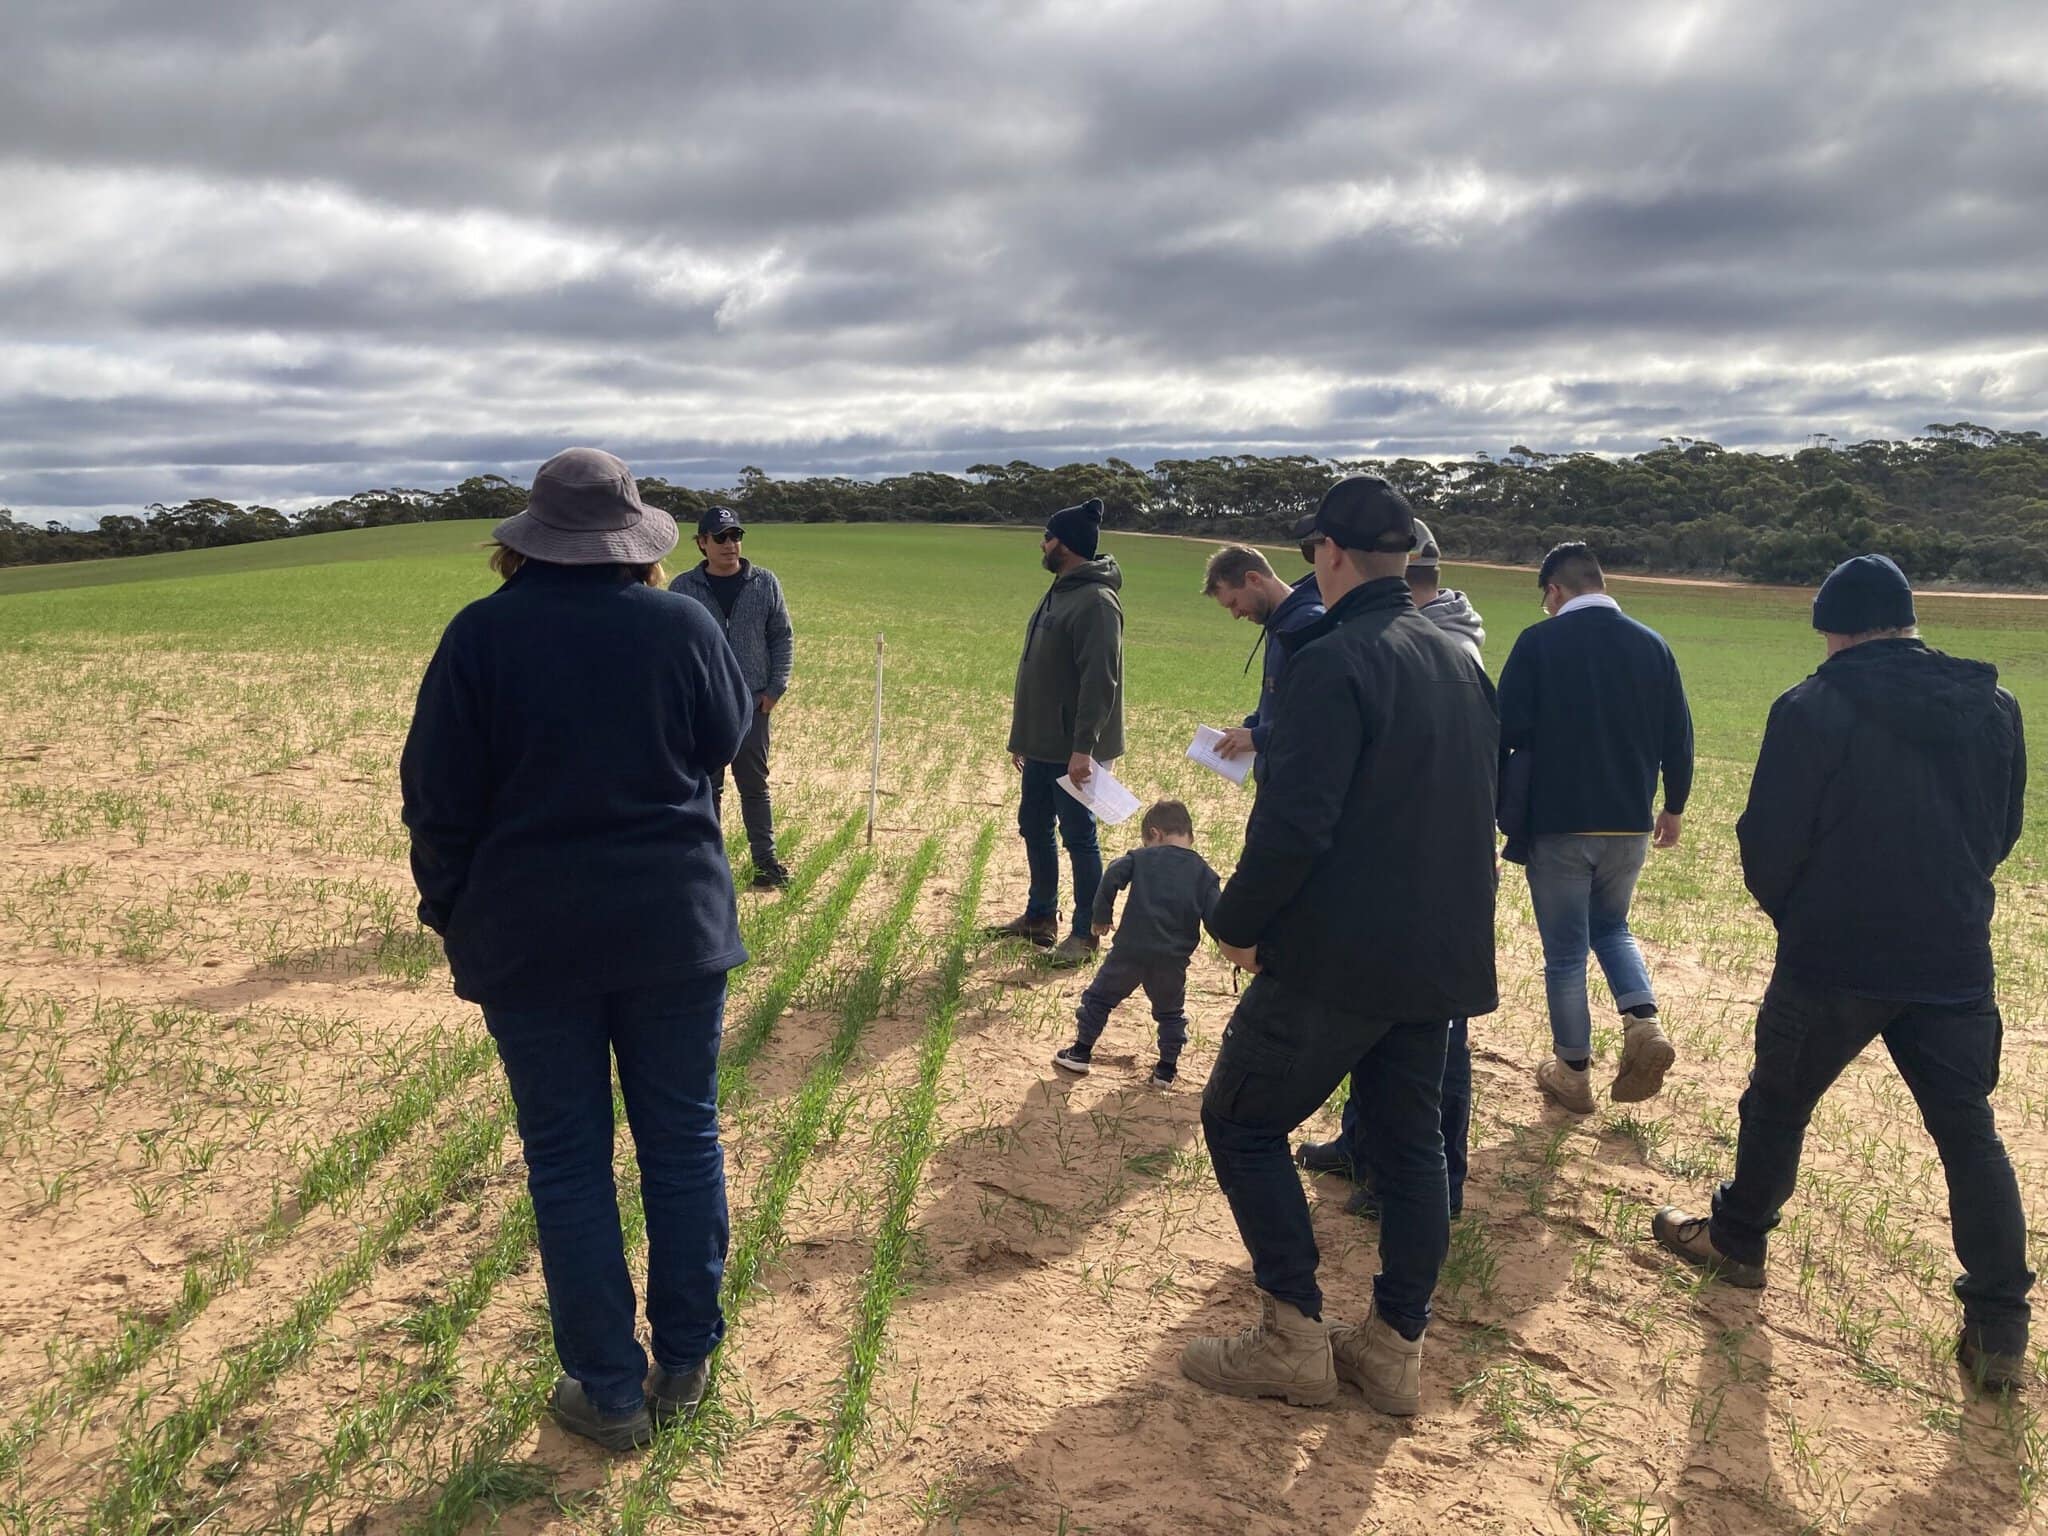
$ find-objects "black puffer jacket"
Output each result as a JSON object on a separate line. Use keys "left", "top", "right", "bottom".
{"left": 1737, "top": 638, "right": 2026, "bottom": 1001}
{"left": 1207, "top": 577, "right": 1500, "bottom": 1021}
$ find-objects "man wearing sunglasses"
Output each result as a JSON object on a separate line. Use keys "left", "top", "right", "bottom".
{"left": 671, "top": 507, "right": 795, "bottom": 889}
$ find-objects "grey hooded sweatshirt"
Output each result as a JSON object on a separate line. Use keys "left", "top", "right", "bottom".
{"left": 1421, "top": 589, "right": 1486, "bottom": 668}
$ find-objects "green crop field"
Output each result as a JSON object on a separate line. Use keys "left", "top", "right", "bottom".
{"left": 2, "top": 523, "right": 2045, "bottom": 1534}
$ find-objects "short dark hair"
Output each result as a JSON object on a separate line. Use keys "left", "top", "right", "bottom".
{"left": 1537, "top": 542, "right": 1604, "bottom": 594}
{"left": 1202, "top": 544, "right": 1274, "bottom": 595}
{"left": 1142, "top": 800, "right": 1194, "bottom": 840}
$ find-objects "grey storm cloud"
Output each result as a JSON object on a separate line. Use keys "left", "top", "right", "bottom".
{"left": 2, "top": 0, "right": 2046, "bottom": 523}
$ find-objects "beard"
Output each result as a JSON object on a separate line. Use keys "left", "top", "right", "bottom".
{"left": 1041, "top": 548, "right": 1063, "bottom": 573}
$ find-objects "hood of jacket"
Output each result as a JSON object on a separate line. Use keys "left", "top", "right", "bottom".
{"left": 1266, "top": 575, "right": 1323, "bottom": 632}
{"left": 1822, "top": 638, "right": 2003, "bottom": 749}
{"left": 1421, "top": 588, "right": 1485, "bottom": 651}
{"left": 1049, "top": 554, "right": 1123, "bottom": 595}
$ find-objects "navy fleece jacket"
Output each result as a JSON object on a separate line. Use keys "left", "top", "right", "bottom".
{"left": 400, "top": 561, "right": 755, "bottom": 1007}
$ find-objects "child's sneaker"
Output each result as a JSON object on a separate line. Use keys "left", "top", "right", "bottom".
{"left": 1149, "top": 1060, "right": 1177, "bottom": 1088}
{"left": 1052, "top": 1043, "right": 1093, "bottom": 1075}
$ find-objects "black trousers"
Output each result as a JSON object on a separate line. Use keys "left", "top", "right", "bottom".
{"left": 714, "top": 705, "right": 777, "bottom": 869}
{"left": 1711, "top": 970, "right": 2033, "bottom": 1354}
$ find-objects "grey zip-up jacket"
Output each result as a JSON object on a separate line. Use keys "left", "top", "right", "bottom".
{"left": 670, "top": 560, "right": 794, "bottom": 697}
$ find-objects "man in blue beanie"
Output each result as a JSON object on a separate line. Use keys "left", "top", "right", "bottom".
{"left": 1653, "top": 553, "right": 2033, "bottom": 1392}
{"left": 989, "top": 497, "right": 1126, "bottom": 966}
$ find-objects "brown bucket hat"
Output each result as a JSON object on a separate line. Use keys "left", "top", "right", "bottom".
{"left": 492, "top": 447, "right": 678, "bottom": 565}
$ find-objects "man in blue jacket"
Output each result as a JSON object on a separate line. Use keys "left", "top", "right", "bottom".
{"left": 671, "top": 508, "right": 796, "bottom": 888}
{"left": 1497, "top": 542, "right": 1690, "bottom": 1114}
{"left": 1653, "top": 555, "right": 2031, "bottom": 1391}
{"left": 1201, "top": 544, "right": 1325, "bottom": 784}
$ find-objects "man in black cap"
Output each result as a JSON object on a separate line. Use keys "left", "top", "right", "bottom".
{"left": 990, "top": 497, "right": 1125, "bottom": 967}
{"left": 1654, "top": 554, "right": 2033, "bottom": 1392}
{"left": 1182, "top": 475, "right": 1498, "bottom": 1417}
{"left": 670, "top": 507, "right": 795, "bottom": 887}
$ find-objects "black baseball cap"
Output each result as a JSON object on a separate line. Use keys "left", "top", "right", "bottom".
{"left": 1312, "top": 474, "right": 1414, "bottom": 552}
{"left": 697, "top": 506, "right": 745, "bottom": 538}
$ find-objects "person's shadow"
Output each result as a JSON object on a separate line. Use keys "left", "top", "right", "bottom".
{"left": 779, "top": 1064, "right": 1207, "bottom": 1305}
{"left": 950, "top": 1266, "right": 1402, "bottom": 1536}
{"left": 1837, "top": 1381, "right": 2031, "bottom": 1535}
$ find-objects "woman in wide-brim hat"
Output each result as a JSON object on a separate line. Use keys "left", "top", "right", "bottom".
{"left": 401, "top": 447, "right": 755, "bottom": 1451}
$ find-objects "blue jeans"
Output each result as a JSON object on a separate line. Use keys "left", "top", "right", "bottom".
{"left": 1525, "top": 833, "right": 1656, "bottom": 1058}
{"left": 1711, "top": 972, "right": 2033, "bottom": 1354}
{"left": 484, "top": 974, "right": 730, "bottom": 1414}
{"left": 1017, "top": 758, "right": 1102, "bottom": 937}
{"left": 1203, "top": 974, "right": 1450, "bottom": 1336}
{"left": 1340, "top": 1017, "right": 1471, "bottom": 1216}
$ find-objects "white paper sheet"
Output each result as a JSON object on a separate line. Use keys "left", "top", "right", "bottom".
{"left": 1187, "top": 724, "right": 1254, "bottom": 786}
{"left": 1056, "top": 758, "right": 1143, "bottom": 824}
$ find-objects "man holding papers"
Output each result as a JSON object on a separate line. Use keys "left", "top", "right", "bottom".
{"left": 1201, "top": 545, "right": 1324, "bottom": 786}
{"left": 990, "top": 497, "right": 1127, "bottom": 968}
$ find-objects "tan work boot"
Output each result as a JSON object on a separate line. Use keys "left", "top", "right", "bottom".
{"left": 1330, "top": 1305, "right": 1423, "bottom": 1416}
{"left": 1651, "top": 1206, "right": 1765, "bottom": 1288}
{"left": 1611, "top": 1012, "right": 1677, "bottom": 1103}
{"left": 1536, "top": 1057, "right": 1596, "bottom": 1114}
{"left": 1179, "top": 1293, "right": 1337, "bottom": 1407}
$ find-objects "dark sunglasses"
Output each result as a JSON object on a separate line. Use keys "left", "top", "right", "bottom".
{"left": 1298, "top": 534, "right": 1326, "bottom": 563}
{"left": 706, "top": 528, "right": 744, "bottom": 544}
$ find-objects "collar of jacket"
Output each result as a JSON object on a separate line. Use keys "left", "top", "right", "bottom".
{"left": 693, "top": 558, "right": 753, "bottom": 580}
{"left": 511, "top": 561, "right": 646, "bottom": 588}
{"left": 1819, "top": 635, "right": 1927, "bottom": 672}
{"left": 1294, "top": 575, "right": 1413, "bottom": 643}
{"left": 1243, "top": 577, "right": 1324, "bottom": 674}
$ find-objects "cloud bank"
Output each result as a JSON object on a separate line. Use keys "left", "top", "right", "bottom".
{"left": 4, "top": 0, "right": 2046, "bottom": 523}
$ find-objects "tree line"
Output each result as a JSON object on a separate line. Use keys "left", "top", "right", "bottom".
{"left": 5, "top": 423, "right": 2046, "bottom": 587}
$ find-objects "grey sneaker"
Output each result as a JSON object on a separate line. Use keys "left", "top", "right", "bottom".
{"left": 1329, "top": 1305, "right": 1423, "bottom": 1416}
{"left": 1612, "top": 1013, "right": 1676, "bottom": 1103}
{"left": 1179, "top": 1294, "right": 1337, "bottom": 1407}
{"left": 648, "top": 1360, "right": 709, "bottom": 1427}
{"left": 1536, "top": 1057, "right": 1596, "bottom": 1115}
{"left": 548, "top": 1375, "right": 654, "bottom": 1452}
{"left": 1652, "top": 1206, "right": 1765, "bottom": 1288}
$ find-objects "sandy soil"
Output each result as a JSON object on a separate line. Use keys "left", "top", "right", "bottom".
{"left": 1, "top": 657, "right": 2041, "bottom": 1535}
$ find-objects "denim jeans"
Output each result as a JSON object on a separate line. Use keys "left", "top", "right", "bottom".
{"left": 1711, "top": 971, "right": 2033, "bottom": 1354}
{"left": 1017, "top": 757, "right": 1102, "bottom": 936}
{"left": 1340, "top": 1016, "right": 1471, "bottom": 1216}
{"left": 1073, "top": 948, "right": 1190, "bottom": 1062}
{"left": 1203, "top": 974, "right": 1450, "bottom": 1336}
{"left": 713, "top": 705, "right": 777, "bottom": 869}
{"left": 483, "top": 974, "right": 730, "bottom": 1414}
{"left": 1525, "top": 833, "right": 1656, "bottom": 1058}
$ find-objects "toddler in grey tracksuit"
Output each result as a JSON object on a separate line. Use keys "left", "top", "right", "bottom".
{"left": 1053, "top": 801, "right": 1220, "bottom": 1087}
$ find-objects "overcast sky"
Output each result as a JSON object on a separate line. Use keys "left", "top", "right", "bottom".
{"left": 4, "top": 0, "right": 2046, "bottom": 525}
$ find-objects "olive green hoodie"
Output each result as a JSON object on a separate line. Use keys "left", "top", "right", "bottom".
{"left": 1008, "top": 556, "right": 1125, "bottom": 763}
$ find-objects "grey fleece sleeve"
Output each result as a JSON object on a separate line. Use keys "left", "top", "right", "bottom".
{"left": 764, "top": 572, "right": 794, "bottom": 696}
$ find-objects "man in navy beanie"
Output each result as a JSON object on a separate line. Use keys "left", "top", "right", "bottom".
{"left": 1654, "top": 553, "right": 2033, "bottom": 1392}
{"left": 990, "top": 497, "right": 1126, "bottom": 966}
